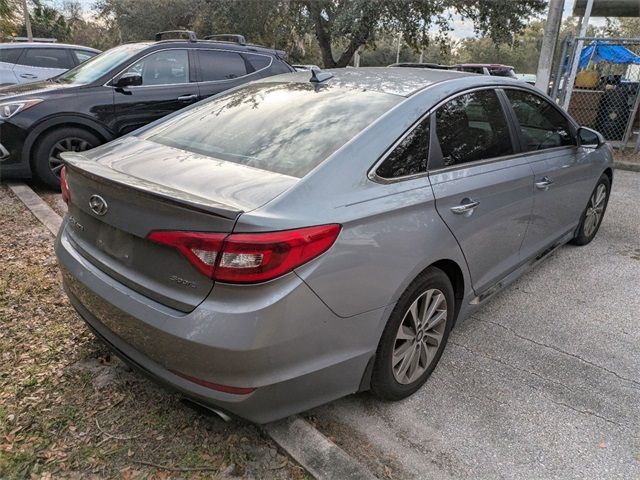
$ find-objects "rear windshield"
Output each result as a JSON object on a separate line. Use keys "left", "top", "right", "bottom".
{"left": 144, "top": 82, "right": 402, "bottom": 177}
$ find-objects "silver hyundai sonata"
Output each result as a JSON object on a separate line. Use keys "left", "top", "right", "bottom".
{"left": 56, "top": 67, "right": 612, "bottom": 423}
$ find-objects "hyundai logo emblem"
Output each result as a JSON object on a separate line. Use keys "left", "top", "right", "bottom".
{"left": 89, "top": 195, "right": 108, "bottom": 216}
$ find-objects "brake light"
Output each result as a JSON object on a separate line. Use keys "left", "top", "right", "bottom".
{"left": 147, "top": 224, "right": 341, "bottom": 283}
{"left": 60, "top": 166, "right": 71, "bottom": 204}
{"left": 147, "top": 230, "right": 226, "bottom": 277}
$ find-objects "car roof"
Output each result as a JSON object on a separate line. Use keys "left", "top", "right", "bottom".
{"left": 259, "top": 67, "right": 474, "bottom": 97}
{"left": 454, "top": 63, "right": 514, "bottom": 69}
{"left": 0, "top": 42, "right": 100, "bottom": 52}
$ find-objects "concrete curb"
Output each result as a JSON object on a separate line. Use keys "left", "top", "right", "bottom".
{"left": 7, "top": 182, "right": 62, "bottom": 236}
{"left": 264, "top": 416, "right": 377, "bottom": 480}
{"left": 613, "top": 161, "right": 640, "bottom": 173}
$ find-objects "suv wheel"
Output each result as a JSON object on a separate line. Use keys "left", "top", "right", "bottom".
{"left": 32, "top": 127, "right": 100, "bottom": 189}
{"left": 371, "top": 267, "right": 455, "bottom": 400}
{"left": 571, "top": 173, "right": 611, "bottom": 246}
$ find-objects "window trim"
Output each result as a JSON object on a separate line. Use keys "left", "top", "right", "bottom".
{"left": 500, "top": 86, "right": 578, "bottom": 153}
{"left": 367, "top": 110, "right": 432, "bottom": 184}
{"left": 370, "top": 85, "right": 549, "bottom": 183}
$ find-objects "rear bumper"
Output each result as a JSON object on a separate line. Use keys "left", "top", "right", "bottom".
{"left": 56, "top": 222, "right": 388, "bottom": 423}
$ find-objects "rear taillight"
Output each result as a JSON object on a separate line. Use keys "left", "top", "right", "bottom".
{"left": 148, "top": 224, "right": 341, "bottom": 284}
{"left": 60, "top": 166, "right": 70, "bottom": 204}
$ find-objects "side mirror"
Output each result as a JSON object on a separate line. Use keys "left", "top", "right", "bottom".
{"left": 577, "top": 126, "right": 604, "bottom": 149}
{"left": 114, "top": 73, "right": 143, "bottom": 89}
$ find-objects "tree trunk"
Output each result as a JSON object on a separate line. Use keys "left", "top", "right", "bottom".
{"left": 307, "top": 2, "right": 337, "bottom": 68}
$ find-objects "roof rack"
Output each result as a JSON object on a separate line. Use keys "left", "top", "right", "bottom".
{"left": 203, "top": 34, "right": 247, "bottom": 45}
{"left": 155, "top": 30, "right": 197, "bottom": 42}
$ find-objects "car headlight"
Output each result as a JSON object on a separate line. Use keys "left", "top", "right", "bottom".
{"left": 0, "top": 99, "right": 43, "bottom": 120}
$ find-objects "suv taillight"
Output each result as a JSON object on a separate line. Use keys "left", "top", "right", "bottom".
{"left": 148, "top": 224, "right": 341, "bottom": 283}
{"left": 60, "top": 166, "right": 71, "bottom": 204}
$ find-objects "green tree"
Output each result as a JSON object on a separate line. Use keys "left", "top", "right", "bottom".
{"left": 17, "top": 0, "right": 71, "bottom": 41}
{"left": 0, "top": 0, "right": 19, "bottom": 39}
{"left": 294, "top": 0, "right": 547, "bottom": 68}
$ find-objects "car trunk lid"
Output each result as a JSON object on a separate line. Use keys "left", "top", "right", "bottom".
{"left": 61, "top": 140, "right": 297, "bottom": 312}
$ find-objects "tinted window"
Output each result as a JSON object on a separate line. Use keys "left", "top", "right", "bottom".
{"left": 198, "top": 50, "right": 247, "bottom": 81}
{"left": 506, "top": 90, "right": 574, "bottom": 151}
{"left": 73, "top": 50, "right": 97, "bottom": 64}
{"left": 436, "top": 90, "right": 514, "bottom": 167}
{"left": 377, "top": 119, "right": 429, "bottom": 179}
{"left": 17, "top": 48, "right": 74, "bottom": 69}
{"left": 124, "top": 49, "right": 189, "bottom": 85}
{"left": 0, "top": 48, "right": 23, "bottom": 64}
{"left": 145, "top": 83, "right": 401, "bottom": 178}
{"left": 245, "top": 53, "right": 272, "bottom": 71}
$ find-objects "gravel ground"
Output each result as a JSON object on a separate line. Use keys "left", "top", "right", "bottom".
{"left": 0, "top": 185, "right": 307, "bottom": 480}
{"left": 310, "top": 170, "right": 640, "bottom": 479}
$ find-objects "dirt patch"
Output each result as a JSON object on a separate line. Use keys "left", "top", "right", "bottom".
{"left": 0, "top": 185, "right": 306, "bottom": 479}
{"left": 613, "top": 149, "right": 640, "bottom": 165}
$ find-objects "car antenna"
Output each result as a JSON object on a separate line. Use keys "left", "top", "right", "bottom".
{"left": 310, "top": 68, "right": 334, "bottom": 83}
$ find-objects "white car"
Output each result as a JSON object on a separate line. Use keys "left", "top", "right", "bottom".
{"left": 0, "top": 42, "right": 100, "bottom": 86}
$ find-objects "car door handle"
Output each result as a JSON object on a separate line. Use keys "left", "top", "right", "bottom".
{"left": 450, "top": 198, "right": 480, "bottom": 215}
{"left": 19, "top": 73, "right": 38, "bottom": 79}
{"left": 535, "top": 177, "right": 554, "bottom": 190}
{"left": 177, "top": 94, "right": 198, "bottom": 102}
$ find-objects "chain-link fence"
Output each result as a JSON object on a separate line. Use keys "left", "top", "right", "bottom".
{"left": 552, "top": 37, "right": 640, "bottom": 151}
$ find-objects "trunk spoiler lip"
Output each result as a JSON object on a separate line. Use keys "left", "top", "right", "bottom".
{"left": 61, "top": 152, "right": 244, "bottom": 220}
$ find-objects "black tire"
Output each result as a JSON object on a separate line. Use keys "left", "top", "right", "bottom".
{"left": 32, "top": 127, "right": 101, "bottom": 189}
{"left": 371, "top": 267, "right": 455, "bottom": 401}
{"left": 571, "top": 173, "right": 611, "bottom": 246}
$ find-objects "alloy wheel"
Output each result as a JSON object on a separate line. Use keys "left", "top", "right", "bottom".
{"left": 392, "top": 288, "right": 447, "bottom": 385}
{"left": 48, "top": 137, "right": 93, "bottom": 178}
{"left": 583, "top": 183, "right": 607, "bottom": 238}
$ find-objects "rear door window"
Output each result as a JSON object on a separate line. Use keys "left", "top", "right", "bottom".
{"left": 17, "top": 48, "right": 74, "bottom": 69}
{"left": 376, "top": 119, "right": 429, "bottom": 179}
{"left": 505, "top": 89, "right": 575, "bottom": 151}
{"left": 0, "top": 48, "right": 23, "bottom": 64}
{"left": 435, "top": 90, "right": 514, "bottom": 167}
{"left": 197, "top": 50, "right": 248, "bottom": 81}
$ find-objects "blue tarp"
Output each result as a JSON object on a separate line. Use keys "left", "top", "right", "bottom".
{"left": 579, "top": 41, "right": 640, "bottom": 69}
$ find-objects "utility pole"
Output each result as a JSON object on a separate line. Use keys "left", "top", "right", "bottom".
{"left": 395, "top": 32, "right": 402, "bottom": 64}
{"left": 535, "top": 0, "right": 565, "bottom": 93}
{"left": 21, "top": 0, "right": 33, "bottom": 42}
{"left": 562, "top": 0, "right": 594, "bottom": 110}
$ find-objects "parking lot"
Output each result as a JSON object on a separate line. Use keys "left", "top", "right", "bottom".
{"left": 309, "top": 169, "right": 640, "bottom": 479}
{"left": 2, "top": 169, "right": 638, "bottom": 478}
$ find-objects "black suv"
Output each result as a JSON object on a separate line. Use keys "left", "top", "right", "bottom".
{"left": 0, "top": 31, "right": 293, "bottom": 187}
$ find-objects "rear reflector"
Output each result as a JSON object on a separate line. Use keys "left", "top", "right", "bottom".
{"left": 170, "top": 369, "right": 255, "bottom": 395}
{"left": 60, "top": 167, "right": 70, "bottom": 204}
{"left": 148, "top": 224, "right": 341, "bottom": 284}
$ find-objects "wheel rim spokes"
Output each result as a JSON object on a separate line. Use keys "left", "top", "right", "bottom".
{"left": 392, "top": 288, "right": 447, "bottom": 384}
{"left": 584, "top": 183, "right": 607, "bottom": 237}
{"left": 48, "top": 137, "right": 92, "bottom": 179}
